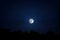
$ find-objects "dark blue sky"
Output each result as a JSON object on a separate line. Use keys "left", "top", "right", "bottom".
{"left": 0, "top": 0, "right": 60, "bottom": 34}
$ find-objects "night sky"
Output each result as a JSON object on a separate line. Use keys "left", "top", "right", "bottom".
{"left": 0, "top": 0, "right": 60, "bottom": 34}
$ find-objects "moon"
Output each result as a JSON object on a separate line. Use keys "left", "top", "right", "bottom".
{"left": 29, "top": 18, "right": 34, "bottom": 24}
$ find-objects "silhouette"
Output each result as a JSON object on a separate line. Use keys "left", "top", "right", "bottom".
{"left": 0, "top": 28, "right": 60, "bottom": 40}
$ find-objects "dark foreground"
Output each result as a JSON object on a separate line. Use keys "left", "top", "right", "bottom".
{"left": 0, "top": 28, "right": 60, "bottom": 40}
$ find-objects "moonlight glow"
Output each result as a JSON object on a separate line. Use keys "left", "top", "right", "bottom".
{"left": 29, "top": 18, "right": 34, "bottom": 24}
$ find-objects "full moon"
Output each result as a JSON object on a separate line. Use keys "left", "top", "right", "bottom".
{"left": 29, "top": 18, "right": 34, "bottom": 24}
